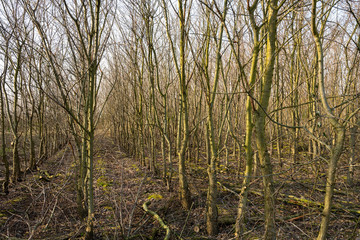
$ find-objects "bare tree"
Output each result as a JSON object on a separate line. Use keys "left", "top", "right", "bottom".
{"left": 22, "top": 0, "right": 112, "bottom": 238}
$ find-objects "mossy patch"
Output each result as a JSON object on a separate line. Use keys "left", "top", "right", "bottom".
{"left": 103, "top": 205, "right": 113, "bottom": 211}
{"left": 0, "top": 211, "right": 7, "bottom": 225}
{"left": 4, "top": 196, "right": 24, "bottom": 205}
{"left": 147, "top": 193, "right": 163, "bottom": 200}
{"left": 96, "top": 176, "right": 113, "bottom": 193}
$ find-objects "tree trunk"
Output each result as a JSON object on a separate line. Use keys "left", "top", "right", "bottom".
{"left": 311, "top": 2, "right": 346, "bottom": 238}
{"left": 347, "top": 126, "right": 357, "bottom": 185}
{"left": 29, "top": 113, "right": 36, "bottom": 170}
{"left": 235, "top": 1, "right": 260, "bottom": 236}
{"left": 1, "top": 77, "right": 9, "bottom": 194}
{"left": 254, "top": 1, "right": 279, "bottom": 238}
{"left": 177, "top": 0, "right": 192, "bottom": 210}
{"left": 205, "top": 1, "right": 228, "bottom": 234}
{"left": 316, "top": 128, "right": 345, "bottom": 240}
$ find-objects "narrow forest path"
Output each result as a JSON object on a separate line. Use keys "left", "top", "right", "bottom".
{"left": 0, "top": 137, "right": 226, "bottom": 239}
{"left": 89, "top": 136, "right": 227, "bottom": 239}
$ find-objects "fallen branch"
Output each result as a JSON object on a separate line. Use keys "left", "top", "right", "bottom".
{"left": 249, "top": 189, "right": 360, "bottom": 216}
{"left": 142, "top": 201, "right": 170, "bottom": 240}
{"left": 217, "top": 181, "right": 240, "bottom": 197}
{"left": 218, "top": 181, "right": 360, "bottom": 216}
{"left": 288, "top": 179, "right": 349, "bottom": 196}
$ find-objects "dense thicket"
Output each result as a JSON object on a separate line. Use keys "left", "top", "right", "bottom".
{"left": 0, "top": 0, "right": 359, "bottom": 239}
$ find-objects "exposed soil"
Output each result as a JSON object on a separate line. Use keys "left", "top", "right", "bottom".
{"left": 1, "top": 136, "right": 360, "bottom": 239}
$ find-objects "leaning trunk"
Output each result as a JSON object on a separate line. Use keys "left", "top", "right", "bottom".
{"left": 316, "top": 128, "right": 345, "bottom": 240}
{"left": 311, "top": 1, "right": 346, "bottom": 238}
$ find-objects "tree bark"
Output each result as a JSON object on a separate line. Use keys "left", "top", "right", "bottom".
{"left": 254, "top": 1, "right": 279, "bottom": 238}
{"left": 177, "top": 0, "right": 192, "bottom": 210}
{"left": 235, "top": 1, "right": 260, "bottom": 237}
{"left": 311, "top": 1, "right": 346, "bottom": 239}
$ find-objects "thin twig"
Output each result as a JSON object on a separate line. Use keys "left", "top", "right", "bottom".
{"left": 127, "top": 173, "right": 147, "bottom": 238}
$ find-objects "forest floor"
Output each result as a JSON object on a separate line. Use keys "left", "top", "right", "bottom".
{"left": 1, "top": 135, "right": 360, "bottom": 239}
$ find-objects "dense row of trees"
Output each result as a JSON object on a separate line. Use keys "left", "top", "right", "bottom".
{"left": 0, "top": 0, "right": 359, "bottom": 239}
{"left": 0, "top": 0, "right": 112, "bottom": 238}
